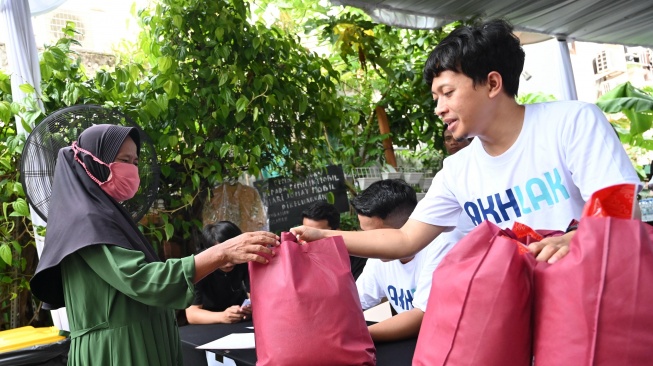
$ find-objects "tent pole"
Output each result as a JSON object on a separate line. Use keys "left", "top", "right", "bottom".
{"left": 557, "top": 37, "right": 578, "bottom": 100}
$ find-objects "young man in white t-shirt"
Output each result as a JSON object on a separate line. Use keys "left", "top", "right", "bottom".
{"left": 365, "top": 129, "right": 470, "bottom": 342}
{"left": 353, "top": 179, "right": 422, "bottom": 316}
{"left": 352, "top": 179, "right": 445, "bottom": 341}
{"left": 291, "top": 19, "right": 640, "bottom": 286}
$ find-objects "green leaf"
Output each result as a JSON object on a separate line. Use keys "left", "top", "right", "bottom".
{"left": 596, "top": 82, "right": 653, "bottom": 113}
{"left": 191, "top": 173, "right": 200, "bottom": 189}
{"left": 12, "top": 199, "right": 30, "bottom": 217}
{"left": 172, "top": 15, "right": 183, "bottom": 29}
{"left": 624, "top": 109, "right": 653, "bottom": 136}
{"left": 144, "top": 100, "right": 161, "bottom": 118}
{"left": 262, "top": 74, "right": 274, "bottom": 86}
{"left": 163, "top": 80, "right": 179, "bottom": 98}
{"left": 158, "top": 56, "right": 174, "bottom": 73}
{"left": 156, "top": 93, "right": 169, "bottom": 111}
{"left": 0, "top": 101, "right": 11, "bottom": 122}
{"left": 0, "top": 244, "right": 11, "bottom": 265}
{"left": 260, "top": 127, "right": 271, "bottom": 142}
{"left": 214, "top": 28, "right": 225, "bottom": 41}
{"left": 326, "top": 191, "right": 335, "bottom": 204}
{"left": 168, "top": 135, "right": 179, "bottom": 148}
{"left": 219, "top": 144, "right": 231, "bottom": 158}
{"left": 19, "top": 84, "right": 35, "bottom": 94}
{"left": 164, "top": 223, "right": 174, "bottom": 241}
{"left": 236, "top": 96, "right": 249, "bottom": 113}
{"left": 252, "top": 145, "right": 261, "bottom": 157}
{"left": 219, "top": 73, "right": 229, "bottom": 87}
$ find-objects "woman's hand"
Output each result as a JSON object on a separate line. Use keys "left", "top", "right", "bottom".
{"left": 194, "top": 232, "right": 279, "bottom": 283}
{"left": 218, "top": 231, "right": 280, "bottom": 265}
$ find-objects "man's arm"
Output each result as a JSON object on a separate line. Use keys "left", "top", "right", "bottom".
{"left": 356, "top": 261, "right": 386, "bottom": 310}
{"left": 368, "top": 308, "right": 424, "bottom": 342}
{"left": 291, "top": 219, "right": 447, "bottom": 260}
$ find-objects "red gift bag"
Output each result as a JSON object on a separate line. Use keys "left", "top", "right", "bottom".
{"left": 534, "top": 184, "right": 653, "bottom": 365}
{"left": 413, "top": 221, "right": 536, "bottom": 366}
{"left": 249, "top": 232, "right": 376, "bottom": 366}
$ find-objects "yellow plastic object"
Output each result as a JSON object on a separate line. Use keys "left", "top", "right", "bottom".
{"left": 0, "top": 326, "right": 65, "bottom": 353}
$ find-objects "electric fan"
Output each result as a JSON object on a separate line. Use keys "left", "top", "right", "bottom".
{"left": 20, "top": 104, "right": 160, "bottom": 222}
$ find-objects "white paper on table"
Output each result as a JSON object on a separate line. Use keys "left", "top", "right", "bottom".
{"left": 196, "top": 333, "right": 256, "bottom": 350}
{"left": 363, "top": 301, "right": 392, "bottom": 323}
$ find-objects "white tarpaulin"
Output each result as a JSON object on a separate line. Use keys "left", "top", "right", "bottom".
{"left": 0, "top": 0, "right": 44, "bottom": 135}
{"left": 331, "top": 0, "right": 653, "bottom": 48}
{"left": 332, "top": 0, "right": 653, "bottom": 101}
{"left": 0, "top": 0, "right": 68, "bottom": 331}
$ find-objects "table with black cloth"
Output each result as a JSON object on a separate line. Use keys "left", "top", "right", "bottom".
{"left": 179, "top": 321, "right": 416, "bottom": 366}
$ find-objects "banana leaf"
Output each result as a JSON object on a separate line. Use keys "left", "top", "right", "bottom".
{"left": 596, "top": 82, "right": 653, "bottom": 136}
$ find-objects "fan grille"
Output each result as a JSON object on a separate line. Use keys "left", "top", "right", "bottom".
{"left": 20, "top": 105, "right": 160, "bottom": 222}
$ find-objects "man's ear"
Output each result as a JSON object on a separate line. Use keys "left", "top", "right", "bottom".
{"left": 486, "top": 71, "right": 503, "bottom": 98}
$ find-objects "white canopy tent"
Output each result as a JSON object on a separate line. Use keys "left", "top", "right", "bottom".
{"left": 331, "top": 0, "right": 653, "bottom": 47}
{"left": 331, "top": 0, "right": 653, "bottom": 100}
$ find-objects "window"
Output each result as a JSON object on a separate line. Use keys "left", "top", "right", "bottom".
{"left": 49, "top": 12, "right": 85, "bottom": 43}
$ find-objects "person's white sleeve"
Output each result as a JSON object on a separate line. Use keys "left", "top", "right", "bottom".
{"left": 413, "top": 230, "right": 463, "bottom": 311}
{"left": 410, "top": 162, "right": 462, "bottom": 228}
{"left": 563, "top": 103, "right": 641, "bottom": 199}
{"left": 356, "top": 259, "right": 385, "bottom": 310}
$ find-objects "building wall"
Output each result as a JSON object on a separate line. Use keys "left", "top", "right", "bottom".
{"left": 521, "top": 39, "right": 653, "bottom": 103}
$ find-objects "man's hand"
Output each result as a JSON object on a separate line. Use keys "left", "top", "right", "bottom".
{"left": 289, "top": 225, "right": 328, "bottom": 244}
{"left": 527, "top": 231, "right": 575, "bottom": 264}
{"left": 220, "top": 305, "right": 247, "bottom": 323}
{"left": 219, "top": 232, "right": 280, "bottom": 265}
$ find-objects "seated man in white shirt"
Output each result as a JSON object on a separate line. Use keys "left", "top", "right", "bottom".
{"left": 365, "top": 129, "right": 470, "bottom": 342}
{"left": 369, "top": 227, "right": 464, "bottom": 341}
{"left": 353, "top": 179, "right": 441, "bottom": 340}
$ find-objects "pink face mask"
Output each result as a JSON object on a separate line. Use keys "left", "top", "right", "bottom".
{"left": 72, "top": 141, "right": 140, "bottom": 202}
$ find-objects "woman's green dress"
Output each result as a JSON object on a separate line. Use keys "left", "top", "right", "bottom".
{"left": 61, "top": 244, "right": 196, "bottom": 365}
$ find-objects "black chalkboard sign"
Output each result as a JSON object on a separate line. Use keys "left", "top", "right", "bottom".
{"left": 255, "top": 165, "right": 349, "bottom": 232}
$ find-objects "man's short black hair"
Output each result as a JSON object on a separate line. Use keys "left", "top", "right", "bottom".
{"left": 423, "top": 19, "right": 525, "bottom": 97}
{"left": 351, "top": 179, "right": 417, "bottom": 228}
{"left": 200, "top": 220, "right": 243, "bottom": 251}
{"left": 302, "top": 201, "right": 340, "bottom": 229}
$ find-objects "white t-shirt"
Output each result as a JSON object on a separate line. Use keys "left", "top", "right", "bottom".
{"left": 411, "top": 101, "right": 640, "bottom": 232}
{"left": 356, "top": 247, "right": 430, "bottom": 314}
{"left": 412, "top": 228, "right": 464, "bottom": 311}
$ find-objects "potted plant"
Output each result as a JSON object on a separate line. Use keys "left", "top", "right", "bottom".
{"left": 381, "top": 164, "right": 403, "bottom": 180}
{"left": 354, "top": 166, "right": 381, "bottom": 190}
{"left": 402, "top": 169, "right": 424, "bottom": 185}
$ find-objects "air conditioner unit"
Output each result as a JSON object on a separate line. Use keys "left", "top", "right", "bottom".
{"left": 593, "top": 49, "right": 626, "bottom": 79}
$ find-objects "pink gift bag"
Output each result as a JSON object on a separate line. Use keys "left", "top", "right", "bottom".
{"left": 534, "top": 184, "right": 653, "bottom": 365}
{"left": 413, "top": 221, "right": 536, "bottom": 366}
{"left": 249, "top": 232, "right": 376, "bottom": 366}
